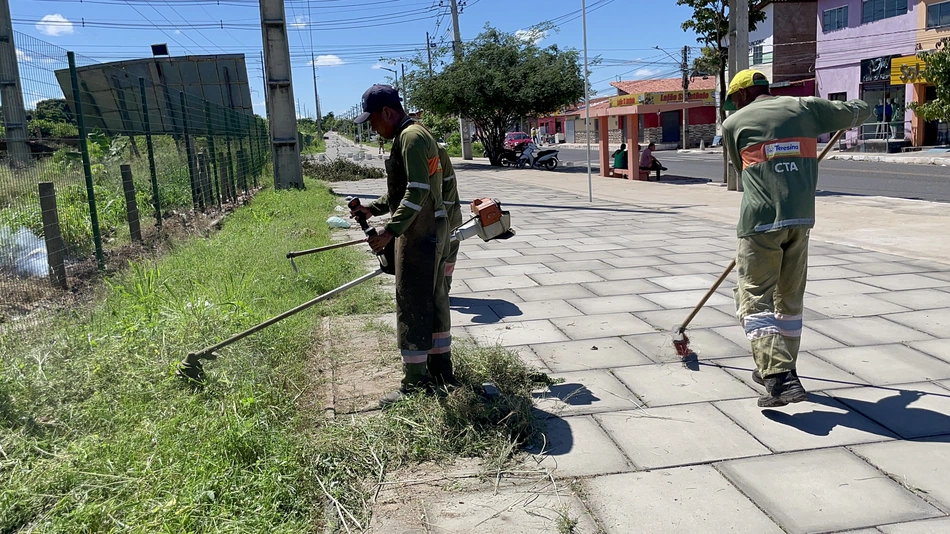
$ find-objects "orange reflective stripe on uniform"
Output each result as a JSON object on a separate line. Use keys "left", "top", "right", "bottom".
{"left": 739, "top": 137, "right": 817, "bottom": 168}
{"left": 428, "top": 156, "right": 442, "bottom": 176}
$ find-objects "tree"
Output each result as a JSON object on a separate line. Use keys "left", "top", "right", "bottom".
{"left": 908, "top": 49, "right": 950, "bottom": 124}
{"left": 32, "top": 98, "right": 75, "bottom": 124}
{"left": 677, "top": 0, "right": 765, "bottom": 126}
{"left": 419, "top": 111, "right": 457, "bottom": 142}
{"left": 322, "top": 112, "right": 338, "bottom": 132}
{"left": 405, "top": 26, "right": 585, "bottom": 166}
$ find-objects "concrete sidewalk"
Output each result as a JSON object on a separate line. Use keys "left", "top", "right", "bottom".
{"left": 330, "top": 136, "right": 950, "bottom": 533}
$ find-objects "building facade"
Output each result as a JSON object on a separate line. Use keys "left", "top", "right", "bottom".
{"left": 750, "top": 0, "right": 819, "bottom": 95}
{"left": 815, "top": 0, "right": 919, "bottom": 148}
{"left": 905, "top": 0, "right": 949, "bottom": 145}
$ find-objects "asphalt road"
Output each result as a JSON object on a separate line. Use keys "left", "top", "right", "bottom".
{"left": 553, "top": 148, "right": 950, "bottom": 203}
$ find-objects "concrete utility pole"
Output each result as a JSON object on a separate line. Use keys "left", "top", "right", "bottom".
{"left": 260, "top": 0, "right": 303, "bottom": 189}
{"left": 0, "top": 0, "right": 30, "bottom": 167}
{"left": 449, "top": 0, "right": 473, "bottom": 160}
{"left": 726, "top": 0, "right": 749, "bottom": 191}
{"left": 312, "top": 52, "right": 322, "bottom": 136}
{"left": 682, "top": 45, "right": 690, "bottom": 149}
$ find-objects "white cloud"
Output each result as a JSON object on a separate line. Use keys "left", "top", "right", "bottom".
{"left": 290, "top": 15, "right": 308, "bottom": 29}
{"left": 515, "top": 28, "right": 546, "bottom": 44}
{"left": 174, "top": 29, "right": 182, "bottom": 35}
{"left": 36, "top": 14, "right": 74, "bottom": 37}
{"left": 16, "top": 49, "right": 31, "bottom": 62}
{"left": 310, "top": 54, "right": 344, "bottom": 67}
{"left": 634, "top": 68, "right": 661, "bottom": 77}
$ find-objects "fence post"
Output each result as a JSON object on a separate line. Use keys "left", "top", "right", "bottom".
{"left": 38, "top": 182, "right": 68, "bottom": 289}
{"left": 224, "top": 108, "right": 238, "bottom": 200}
{"left": 120, "top": 164, "right": 143, "bottom": 243}
{"left": 204, "top": 101, "right": 221, "bottom": 209}
{"left": 179, "top": 91, "right": 202, "bottom": 211}
{"left": 67, "top": 51, "right": 105, "bottom": 270}
{"left": 138, "top": 77, "right": 161, "bottom": 228}
{"left": 197, "top": 151, "right": 211, "bottom": 207}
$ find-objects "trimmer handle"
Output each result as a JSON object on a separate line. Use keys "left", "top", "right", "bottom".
{"left": 347, "top": 197, "right": 373, "bottom": 233}
{"left": 346, "top": 197, "right": 393, "bottom": 273}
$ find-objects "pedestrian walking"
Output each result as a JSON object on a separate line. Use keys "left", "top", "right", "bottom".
{"left": 350, "top": 84, "right": 451, "bottom": 406}
{"left": 378, "top": 135, "right": 385, "bottom": 155}
{"left": 721, "top": 69, "right": 870, "bottom": 408}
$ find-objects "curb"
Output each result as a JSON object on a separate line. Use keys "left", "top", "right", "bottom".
{"left": 826, "top": 154, "right": 950, "bottom": 166}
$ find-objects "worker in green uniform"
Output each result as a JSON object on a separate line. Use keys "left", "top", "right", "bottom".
{"left": 722, "top": 70, "right": 870, "bottom": 408}
{"left": 438, "top": 146, "right": 463, "bottom": 292}
{"left": 351, "top": 85, "right": 450, "bottom": 406}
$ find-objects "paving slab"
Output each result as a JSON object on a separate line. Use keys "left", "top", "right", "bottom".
{"left": 637, "top": 306, "right": 738, "bottom": 331}
{"left": 488, "top": 299, "right": 581, "bottom": 323}
{"left": 450, "top": 288, "right": 524, "bottom": 303}
{"left": 878, "top": 518, "right": 950, "bottom": 533}
{"left": 623, "top": 329, "right": 747, "bottom": 363}
{"left": 884, "top": 309, "right": 950, "bottom": 338}
{"left": 909, "top": 339, "right": 950, "bottom": 364}
{"left": 717, "top": 448, "right": 941, "bottom": 534}
{"left": 640, "top": 289, "right": 734, "bottom": 310}
{"left": 714, "top": 394, "right": 895, "bottom": 452}
{"left": 466, "top": 320, "right": 569, "bottom": 347}
{"left": 526, "top": 415, "right": 634, "bottom": 477}
{"left": 645, "top": 274, "right": 724, "bottom": 292}
{"left": 551, "top": 312, "right": 655, "bottom": 340}
{"left": 809, "top": 317, "right": 934, "bottom": 346}
{"left": 528, "top": 270, "right": 605, "bottom": 286}
{"left": 536, "top": 369, "right": 641, "bottom": 416}
{"left": 808, "top": 255, "right": 853, "bottom": 267}
{"left": 595, "top": 403, "right": 769, "bottom": 469}
{"left": 501, "top": 253, "right": 562, "bottom": 265}
{"left": 485, "top": 263, "right": 555, "bottom": 276}
{"left": 848, "top": 261, "right": 930, "bottom": 276}
{"left": 652, "top": 261, "right": 731, "bottom": 276}
{"left": 543, "top": 259, "right": 613, "bottom": 272}
{"left": 592, "top": 266, "right": 669, "bottom": 281}
{"left": 806, "top": 293, "right": 913, "bottom": 318}
{"left": 581, "top": 278, "right": 666, "bottom": 297}
{"left": 612, "top": 362, "right": 757, "bottom": 407}
{"left": 659, "top": 252, "right": 728, "bottom": 264}
{"left": 466, "top": 274, "right": 539, "bottom": 292}
{"left": 529, "top": 337, "right": 651, "bottom": 372}
{"left": 875, "top": 289, "right": 950, "bottom": 311}
{"left": 814, "top": 345, "right": 950, "bottom": 385}
{"left": 806, "top": 265, "right": 867, "bottom": 280}
{"left": 454, "top": 257, "right": 509, "bottom": 269}
{"left": 416, "top": 486, "right": 600, "bottom": 534}
{"left": 512, "top": 283, "right": 598, "bottom": 302}
{"left": 566, "top": 294, "right": 660, "bottom": 315}
{"left": 854, "top": 274, "right": 950, "bottom": 291}
{"left": 463, "top": 248, "right": 523, "bottom": 259}
{"left": 451, "top": 266, "right": 493, "bottom": 280}
{"left": 583, "top": 466, "right": 784, "bottom": 534}
{"left": 450, "top": 306, "right": 501, "bottom": 327}
{"left": 600, "top": 255, "right": 674, "bottom": 268}
{"left": 828, "top": 382, "right": 950, "bottom": 439}
{"left": 804, "top": 279, "right": 890, "bottom": 296}
{"left": 718, "top": 352, "right": 868, "bottom": 392}
{"left": 552, "top": 251, "right": 620, "bottom": 262}
{"left": 851, "top": 436, "right": 950, "bottom": 512}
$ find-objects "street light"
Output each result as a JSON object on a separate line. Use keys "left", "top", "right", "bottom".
{"left": 379, "top": 66, "right": 398, "bottom": 89}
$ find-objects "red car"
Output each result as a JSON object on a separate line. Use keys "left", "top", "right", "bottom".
{"left": 504, "top": 131, "right": 532, "bottom": 150}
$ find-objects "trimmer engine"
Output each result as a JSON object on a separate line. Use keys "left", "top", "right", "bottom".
{"left": 453, "top": 198, "right": 515, "bottom": 242}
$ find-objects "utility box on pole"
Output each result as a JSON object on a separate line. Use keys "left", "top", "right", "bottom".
{"left": 0, "top": 0, "right": 31, "bottom": 167}
{"left": 260, "top": 0, "right": 303, "bottom": 189}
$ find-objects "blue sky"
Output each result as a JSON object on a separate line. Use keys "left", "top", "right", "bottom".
{"left": 13, "top": 0, "right": 702, "bottom": 118}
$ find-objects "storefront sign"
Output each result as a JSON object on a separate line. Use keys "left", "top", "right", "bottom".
{"left": 891, "top": 56, "right": 930, "bottom": 85}
{"left": 861, "top": 56, "right": 894, "bottom": 83}
{"left": 609, "top": 90, "right": 715, "bottom": 108}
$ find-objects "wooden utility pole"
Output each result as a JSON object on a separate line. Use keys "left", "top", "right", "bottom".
{"left": 260, "top": 0, "right": 303, "bottom": 189}
{"left": 426, "top": 32, "right": 433, "bottom": 75}
{"left": 312, "top": 52, "right": 322, "bottom": 136}
{"left": 682, "top": 45, "right": 690, "bottom": 149}
{"left": 449, "top": 0, "right": 473, "bottom": 160}
{"left": 726, "top": 0, "right": 748, "bottom": 191}
{"left": 0, "top": 0, "right": 30, "bottom": 167}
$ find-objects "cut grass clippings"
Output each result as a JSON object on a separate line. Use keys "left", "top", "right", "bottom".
{"left": 0, "top": 177, "right": 388, "bottom": 531}
{"left": 0, "top": 171, "right": 555, "bottom": 532}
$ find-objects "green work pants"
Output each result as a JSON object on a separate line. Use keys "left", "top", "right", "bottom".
{"left": 734, "top": 227, "right": 809, "bottom": 378}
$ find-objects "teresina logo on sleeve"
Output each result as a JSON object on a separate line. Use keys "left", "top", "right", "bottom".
{"left": 765, "top": 141, "right": 801, "bottom": 159}
{"left": 740, "top": 137, "right": 817, "bottom": 168}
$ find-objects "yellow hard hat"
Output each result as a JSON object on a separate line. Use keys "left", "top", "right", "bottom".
{"left": 724, "top": 69, "right": 770, "bottom": 110}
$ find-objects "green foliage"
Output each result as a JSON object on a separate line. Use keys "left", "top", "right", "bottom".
{"left": 28, "top": 119, "right": 78, "bottom": 139}
{"left": 908, "top": 48, "right": 950, "bottom": 123}
{"left": 420, "top": 111, "right": 458, "bottom": 142}
{"left": 406, "top": 25, "right": 585, "bottom": 165}
{"left": 31, "top": 98, "right": 75, "bottom": 124}
{"left": 0, "top": 181, "right": 387, "bottom": 531}
{"left": 444, "top": 131, "right": 485, "bottom": 158}
{"left": 301, "top": 157, "right": 385, "bottom": 181}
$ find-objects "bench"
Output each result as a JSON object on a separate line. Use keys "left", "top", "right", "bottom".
{"left": 609, "top": 167, "right": 632, "bottom": 179}
{"left": 639, "top": 168, "right": 661, "bottom": 181}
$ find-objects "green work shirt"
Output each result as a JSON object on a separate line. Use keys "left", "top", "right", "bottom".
{"left": 722, "top": 96, "right": 871, "bottom": 237}
{"left": 438, "top": 147, "right": 463, "bottom": 229}
{"left": 369, "top": 121, "right": 445, "bottom": 236}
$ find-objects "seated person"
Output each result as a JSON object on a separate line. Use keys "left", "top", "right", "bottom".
{"left": 612, "top": 143, "right": 628, "bottom": 169}
{"left": 639, "top": 142, "right": 668, "bottom": 172}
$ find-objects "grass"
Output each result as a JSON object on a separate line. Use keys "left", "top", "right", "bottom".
{"left": 0, "top": 177, "right": 386, "bottom": 531}
{"left": 1, "top": 162, "right": 553, "bottom": 531}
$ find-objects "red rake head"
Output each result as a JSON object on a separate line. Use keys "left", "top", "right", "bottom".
{"left": 672, "top": 332, "right": 692, "bottom": 359}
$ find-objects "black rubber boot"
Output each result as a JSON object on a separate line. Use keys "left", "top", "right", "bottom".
{"left": 427, "top": 353, "right": 458, "bottom": 390}
{"left": 380, "top": 363, "right": 433, "bottom": 409}
{"left": 757, "top": 370, "right": 807, "bottom": 407}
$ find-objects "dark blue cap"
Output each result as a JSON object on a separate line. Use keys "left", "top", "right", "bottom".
{"left": 355, "top": 84, "right": 401, "bottom": 124}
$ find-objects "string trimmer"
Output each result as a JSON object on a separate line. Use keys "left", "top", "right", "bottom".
{"left": 176, "top": 198, "right": 393, "bottom": 383}
{"left": 672, "top": 129, "right": 845, "bottom": 359}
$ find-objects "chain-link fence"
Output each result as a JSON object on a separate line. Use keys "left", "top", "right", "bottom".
{"left": 1, "top": 31, "right": 270, "bottom": 328}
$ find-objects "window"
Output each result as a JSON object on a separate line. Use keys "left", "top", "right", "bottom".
{"left": 752, "top": 45, "right": 764, "bottom": 65}
{"left": 823, "top": 6, "right": 849, "bottom": 31}
{"left": 928, "top": 1, "right": 950, "bottom": 28}
{"left": 862, "top": 0, "right": 907, "bottom": 24}
{"left": 829, "top": 92, "right": 848, "bottom": 102}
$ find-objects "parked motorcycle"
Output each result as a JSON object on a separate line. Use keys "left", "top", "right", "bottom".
{"left": 498, "top": 147, "right": 524, "bottom": 167}
{"left": 516, "top": 143, "right": 559, "bottom": 171}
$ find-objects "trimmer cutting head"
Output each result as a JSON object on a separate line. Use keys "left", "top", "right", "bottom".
{"left": 672, "top": 330, "right": 691, "bottom": 359}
